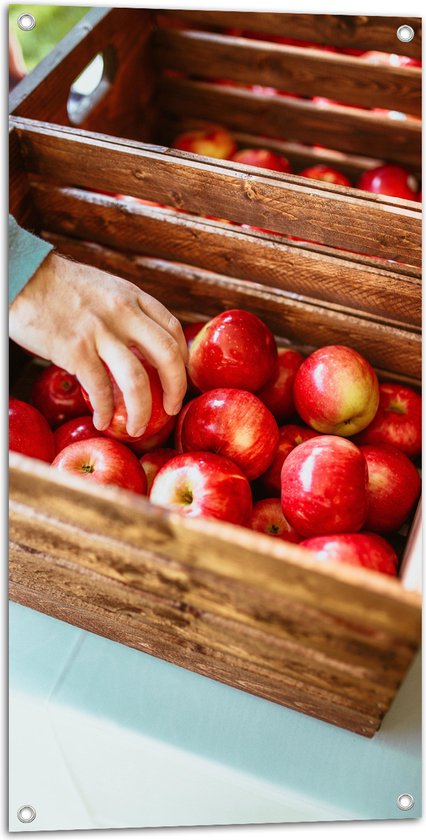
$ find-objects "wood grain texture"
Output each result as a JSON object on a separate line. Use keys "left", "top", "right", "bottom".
{"left": 9, "top": 453, "right": 422, "bottom": 737}
{"left": 9, "top": 128, "right": 38, "bottom": 230}
{"left": 42, "top": 232, "right": 421, "bottom": 383}
{"left": 159, "top": 77, "right": 421, "bottom": 169}
{"left": 12, "top": 118, "right": 422, "bottom": 267}
{"left": 159, "top": 119, "right": 390, "bottom": 180}
{"left": 154, "top": 29, "right": 421, "bottom": 116}
{"left": 158, "top": 11, "right": 422, "bottom": 59}
{"left": 32, "top": 184, "right": 421, "bottom": 326}
{"left": 9, "top": 8, "right": 155, "bottom": 142}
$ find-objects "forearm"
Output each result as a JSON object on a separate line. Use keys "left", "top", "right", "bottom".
{"left": 8, "top": 214, "right": 53, "bottom": 305}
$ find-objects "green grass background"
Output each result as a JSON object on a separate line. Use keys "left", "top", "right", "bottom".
{"left": 9, "top": 5, "right": 90, "bottom": 71}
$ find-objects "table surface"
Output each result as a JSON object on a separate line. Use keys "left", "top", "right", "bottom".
{"left": 9, "top": 601, "right": 421, "bottom": 831}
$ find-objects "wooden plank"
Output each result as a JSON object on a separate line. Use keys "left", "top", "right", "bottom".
{"left": 42, "top": 233, "right": 421, "bottom": 382}
{"left": 154, "top": 29, "right": 421, "bottom": 116}
{"left": 8, "top": 128, "right": 38, "bottom": 229}
{"left": 159, "top": 77, "right": 421, "bottom": 169}
{"left": 11, "top": 118, "right": 422, "bottom": 266}
{"left": 9, "top": 8, "right": 155, "bottom": 141}
{"left": 158, "top": 11, "right": 422, "bottom": 59}
{"left": 8, "top": 454, "right": 422, "bottom": 737}
{"left": 159, "top": 119, "right": 389, "bottom": 180}
{"left": 32, "top": 185, "right": 421, "bottom": 326}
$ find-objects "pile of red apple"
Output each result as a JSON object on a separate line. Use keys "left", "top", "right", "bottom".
{"left": 10, "top": 308, "right": 421, "bottom": 578}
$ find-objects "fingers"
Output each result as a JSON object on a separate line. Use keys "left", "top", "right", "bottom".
{"left": 130, "top": 307, "right": 188, "bottom": 416}
{"left": 138, "top": 293, "right": 189, "bottom": 364}
{"left": 76, "top": 356, "right": 114, "bottom": 431}
{"left": 97, "top": 338, "right": 152, "bottom": 437}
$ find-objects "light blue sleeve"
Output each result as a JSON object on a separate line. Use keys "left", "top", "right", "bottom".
{"left": 8, "top": 214, "right": 54, "bottom": 305}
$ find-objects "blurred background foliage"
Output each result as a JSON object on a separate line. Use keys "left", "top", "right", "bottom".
{"left": 9, "top": 5, "right": 90, "bottom": 71}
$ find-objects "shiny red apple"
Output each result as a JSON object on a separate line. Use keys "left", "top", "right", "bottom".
{"left": 355, "top": 383, "right": 421, "bottom": 459}
{"left": 9, "top": 397, "right": 55, "bottom": 463}
{"left": 281, "top": 435, "right": 368, "bottom": 537}
{"left": 362, "top": 51, "right": 421, "bottom": 68}
{"left": 301, "top": 532, "right": 398, "bottom": 576}
{"left": 250, "top": 498, "right": 302, "bottom": 542}
{"left": 231, "top": 148, "right": 292, "bottom": 173}
{"left": 174, "top": 401, "right": 193, "bottom": 453}
{"left": 54, "top": 416, "right": 103, "bottom": 454}
{"left": 357, "top": 165, "right": 418, "bottom": 200}
{"left": 183, "top": 321, "right": 205, "bottom": 395}
{"left": 360, "top": 444, "right": 421, "bottom": 533}
{"left": 298, "top": 164, "right": 352, "bottom": 187}
{"left": 188, "top": 309, "right": 277, "bottom": 393}
{"left": 150, "top": 451, "right": 253, "bottom": 525}
{"left": 140, "top": 448, "right": 178, "bottom": 495}
{"left": 128, "top": 415, "right": 176, "bottom": 456}
{"left": 173, "top": 125, "right": 237, "bottom": 159}
{"left": 294, "top": 345, "right": 379, "bottom": 435}
{"left": 181, "top": 388, "right": 279, "bottom": 480}
{"left": 52, "top": 437, "right": 147, "bottom": 494}
{"left": 32, "top": 364, "right": 89, "bottom": 428}
{"left": 82, "top": 348, "right": 170, "bottom": 445}
{"left": 260, "top": 424, "right": 320, "bottom": 496}
{"left": 256, "top": 347, "right": 304, "bottom": 422}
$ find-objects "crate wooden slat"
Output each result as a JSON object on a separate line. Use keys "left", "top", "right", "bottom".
{"left": 31, "top": 184, "right": 421, "bottom": 326}
{"left": 159, "top": 77, "right": 421, "bottom": 169}
{"left": 12, "top": 118, "right": 422, "bottom": 266}
{"left": 9, "top": 454, "right": 421, "bottom": 738}
{"left": 8, "top": 8, "right": 422, "bottom": 738}
{"left": 154, "top": 29, "right": 421, "bottom": 116}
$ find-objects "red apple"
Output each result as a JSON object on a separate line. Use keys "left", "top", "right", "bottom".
{"left": 82, "top": 348, "right": 170, "bottom": 445}
{"left": 357, "top": 165, "right": 418, "bottom": 201}
{"left": 298, "top": 164, "right": 352, "bottom": 187}
{"left": 183, "top": 321, "right": 205, "bottom": 395}
{"left": 231, "top": 148, "right": 292, "bottom": 173}
{"left": 294, "top": 345, "right": 379, "bottom": 436}
{"left": 54, "top": 416, "right": 103, "bottom": 454}
{"left": 188, "top": 309, "right": 277, "bottom": 393}
{"left": 9, "top": 397, "right": 55, "bottom": 463}
{"left": 52, "top": 437, "right": 147, "bottom": 494}
{"left": 301, "top": 532, "right": 398, "bottom": 576}
{"left": 355, "top": 383, "right": 421, "bottom": 459}
{"left": 281, "top": 435, "right": 368, "bottom": 537}
{"left": 256, "top": 347, "right": 304, "bottom": 422}
{"left": 129, "top": 415, "right": 176, "bottom": 456}
{"left": 250, "top": 498, "right": 302, "bottom": 542}
{"left": 173, "top": 125, "right": 237, "bottom": 159}
{"left": 140, "top": 448, "right": 178, "bottom": 495}
{"left": 360, "top": 444, "right": 421, "bottom": 533}
{"left": 181, "top": 388, "right": 279, "bottom": 480}
{"left": 174, "top": 401, "right": 193, "bottom": 453}
{"left": 362, "top": 51, "right": 421, "bottom": 68}
{"left": 260, "top": 424, "right": 320, "bottom": 496}
{"left": 32, "top": 364, "right": 89, "bottom": 428}
{"left": 150, "top": 451, "right": 253, "bottom": 525}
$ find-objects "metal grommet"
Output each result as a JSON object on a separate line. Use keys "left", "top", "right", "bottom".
{"left": 397, "top": 793, "right": 415, "bottom": 811}
{"left": 396, "top": 24, "right": 415, "bottom": 43}
{"left": 17, "top": 805, "right": 37, "bottom": 823}
{"left": 17, "top": 13, "right": 36, "bottom": 31}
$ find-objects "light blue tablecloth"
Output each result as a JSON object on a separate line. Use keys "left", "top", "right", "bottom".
{"left": 9, "top": 602, "right": 421, "bottom": 830}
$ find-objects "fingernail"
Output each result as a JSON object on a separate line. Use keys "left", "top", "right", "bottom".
{"left": 167, "top": 403, "right": 182, "bottom": 416}
{"left": 93, "top": 414, "right": 109, "bottom": 431}
{"left": 130, "top": 426, "right": 147, "bottom": 438}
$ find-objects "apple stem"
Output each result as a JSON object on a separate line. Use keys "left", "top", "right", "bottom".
{"left": 81, "top": 463, "right": 94, "bottom": 473}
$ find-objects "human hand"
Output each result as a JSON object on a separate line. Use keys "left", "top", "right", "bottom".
{"left": 9, "top": 252, "right": 189, "bottom": 436}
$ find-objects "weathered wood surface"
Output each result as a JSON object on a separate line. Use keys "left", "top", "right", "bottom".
{"left": 9, "top": 8, "right": 155, "bottom": 142}
{"left": 42, "top": 232, "right": 421, "bottom": 384}
{"left": 33, "top": 184, "right": 421, "bottom": 327}
{"left": 9, "top": 128, "right": 38, "bottom": 230}
{"left": 159, "top": 78, "right": 421, "bottom": 169}
{"left": 12, "top": 119, "right": 422, "bottom": 267}
{"left": 9, "top": 453, "right": 422, "bottom": 737}
{"left": 154, "top": 28, "right": 421, "bottom": 116}
{"left": 159, "top": 120, "right": 390, "bottom": 180}
{"left": 159, "top": 11, "right": 422, "bottom": 59}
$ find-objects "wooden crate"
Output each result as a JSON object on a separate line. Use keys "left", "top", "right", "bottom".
{"left": 9, "top": 9, "right": 421, "bottom": 738}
